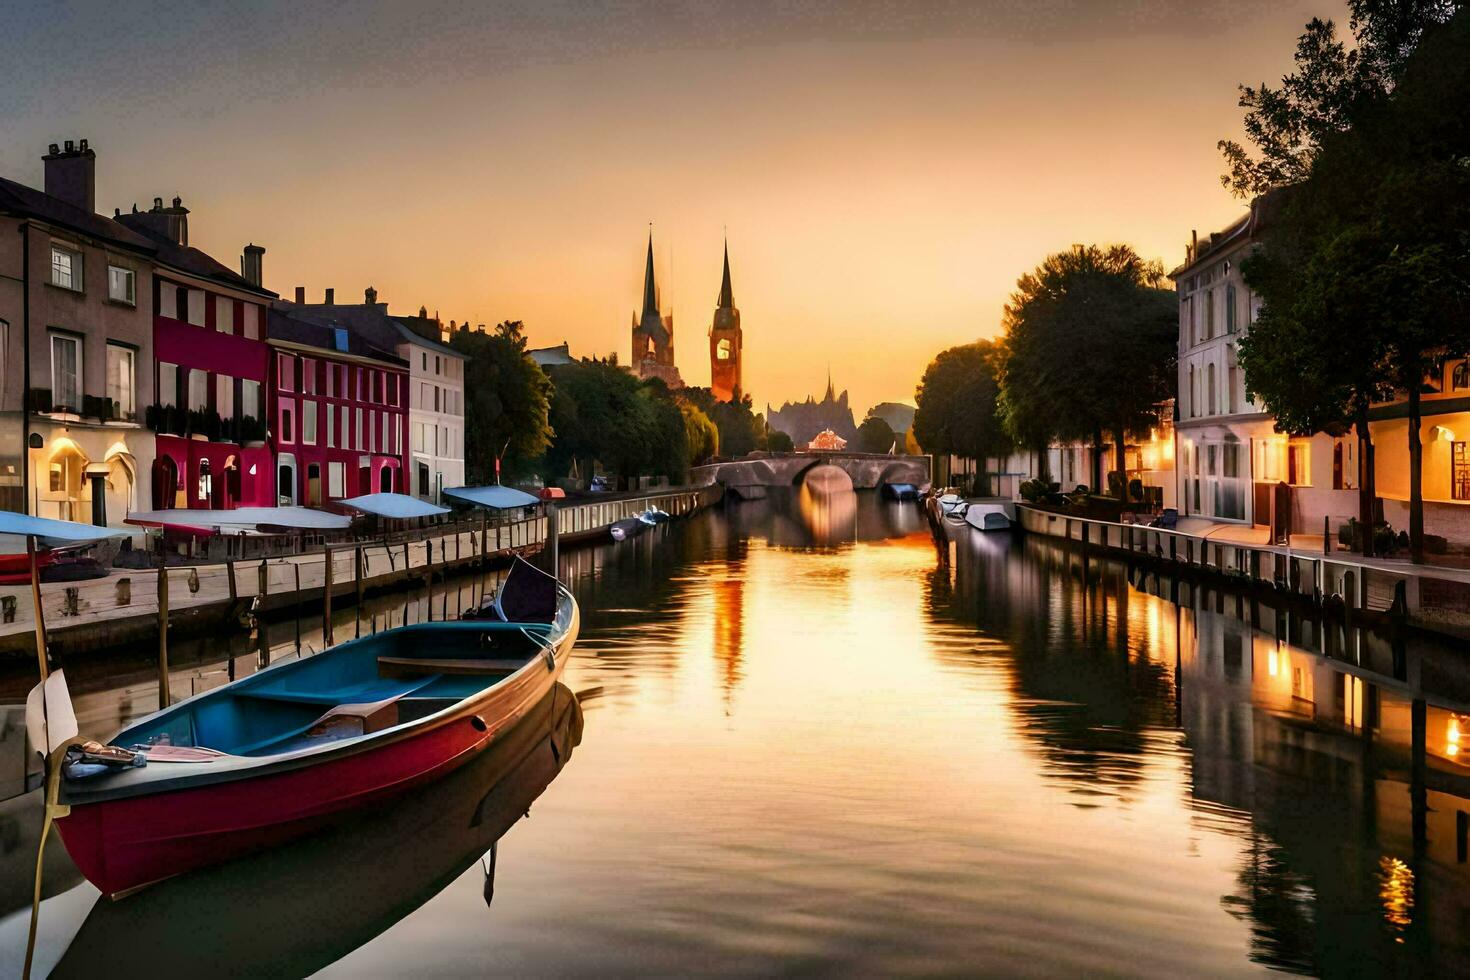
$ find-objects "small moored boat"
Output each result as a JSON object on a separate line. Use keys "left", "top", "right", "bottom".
{"left": 609, "top": 516, "right": 646, "bottom": 542}
{"left": 964, "top": 504, "right": 1012, "bottom": 532}
{"left": 42, "top": 556, "right": 578, "bottom": 897}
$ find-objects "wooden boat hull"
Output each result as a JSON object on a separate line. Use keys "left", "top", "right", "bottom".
{"left": 55, "top": 613, "right": 576, "bottom": 897}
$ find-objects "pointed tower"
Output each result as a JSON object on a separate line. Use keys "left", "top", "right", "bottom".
{"left": 630, "top": 230, "right": 682, "bottom": 386}
{"left": 709, "top": 238, "right": 743, "bottom": 402}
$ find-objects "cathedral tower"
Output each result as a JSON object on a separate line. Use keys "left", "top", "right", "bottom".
{"left": 631, "top": 231, "right": 682, "bottom": 387}
{"left": 708, "top": 240, "right": 742, "bottom": 402}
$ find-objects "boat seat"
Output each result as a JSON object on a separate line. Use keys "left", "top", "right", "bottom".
{"left": 378, "top": 656, "right": 528, "bottom": 679}
{"left": 241, "top": 674, "right": 441, "bottom": 706}
{"left": 303, "top": 695, "right": 403, "bottom": 741}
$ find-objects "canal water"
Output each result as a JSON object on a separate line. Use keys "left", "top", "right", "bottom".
{"left": 3, "top": 488, "right": 1469, "bottom": 976}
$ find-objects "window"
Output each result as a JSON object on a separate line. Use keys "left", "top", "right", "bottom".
{"left": 302, "top": 358, "right": 316, "bottom": 395}
{"left": 368, "top": 409, "right": 376, "bottom": 452}
{"left": 1287, "top": 441, "right": 1311, "bottom": 487}
{"left": 329, "top": 461, "right": 345, "bottom": 497}
{"left": 1333, "top": 438, "right": 1359, "bottom": 491}
{"left": 717, "top": 338, "right": 732, "bottom": 360}
{"left": 242, "top": 303, "right": 259, "bottom": 340}
{"left": 241, "top": 379, "right": 262, "bottom": 421}
{"left": 1188, "top": 365, "right": 1197, "bottom": 418}
{"left": 215, "top": 296, "right": 233, "bottom": 333}
{"left": 216, "top": 374, "right": 234, "bottom": 420}
{"left": 1204, "top": 288, "right": 1215, "bottom": 339}
{"left": 187, "top": 289, "right": 206, "bottom": 327}
{"left": 434, "top": 386, "right": 440, "bottom": 412}
{"left": 355, "top": 408, "right": 364, "bottom": 450}
{"left": 1224, "top": 285, "right": 1237, "bottom": 334}
{"left": 50, "top": 245, "right": 81, "bottom": 291}
{"left": 413, "top": 421, "right": 425, "bottom": 453}
{"left": 341, "top": 403, "right": 350, "bottom": 447}
{"left": 302, "top": 401, "right": 317, "bottom": 445}
{"left": 435, "top": 355, "right": 441, "bottom": 374}
{"left": 108, "top": 265, "right": 136, "bottom": 305}
{"left": 417, "top": 461, "right": 430, "bottom": 496}
{"left": 198, "top": 459, "right": 212, "bottom": 502}
{"left": 1206, "top": 363, "right": 1217, "bottom": 416}
{"left": 280, "top": 399, "right": 295, "bottom": 443}
{"left": 50, "top": 333, "right": 81, "bottom": 412}
{"left": 106, "top": 344, "right": 135, "bottom": 418}
{"left": 187, "top": 369, "right": 208, "bottom": 411}
{"left": 421, "top": 353, "right": 427, "bottom": 370}
{"left": 278, "top": 354, "right": 295, "bottom": 392}
{"left": 327, "top": 404, "right": 336, "bottom": 448}
{"left": 306, "top": 463, "right": 322, "bottom": 506}
{"left": 1454, "top": 442, "right": 1470, "bottom": 501}
{"left": 159, "top": 362, "right": 179, "bottom": 406}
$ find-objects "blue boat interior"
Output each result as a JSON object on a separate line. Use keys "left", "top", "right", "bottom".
{"left": 117, "top": 621, "right": 556, "bottom": 758}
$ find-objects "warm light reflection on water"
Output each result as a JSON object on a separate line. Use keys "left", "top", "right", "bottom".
{"left": 6, "top": 489, "right": 1470, "bottom": 976}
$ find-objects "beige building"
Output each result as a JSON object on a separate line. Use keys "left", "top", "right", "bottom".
{"left": 1171, "top": 204, "right": 1356, "bottom": 538}
{"left": 0, "top": 140, "right": 155, "bottom": 526}
{"left": 1370, "top": 358, "right": 1470, "bottom": 544}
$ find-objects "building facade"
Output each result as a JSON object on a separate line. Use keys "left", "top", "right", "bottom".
{"left": 1172, "top": 205, "right": 1355, "bottom": 537}
{"left": 0, "top": 140, "right": 157, "bottom": 525}
{"left": 631, "top": 233, "right": 682, "bottom": 388}
{"left": 1370, "top": 357, "right": 1470, "bottom": 543}
{"left": 709, "top": 241, "right": 742, "bottom": 402}
{"left": 267, "top": 309, "right": 409, "bottom": 504}
{"left": 119, "top": 198, "right": 277, "bottom": 510}
{"left": 282, "top": 289, "right": 465, "bottom": 502}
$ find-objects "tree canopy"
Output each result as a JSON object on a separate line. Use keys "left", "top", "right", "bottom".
{"left": 855, "top": 416, "right": 896, "bottom": 454}
{"left": 449, "top": 321, "right": 552, "bottom": 483}
{"left": 995, "top": 245, "right": 1176, "bottom": 494}
{"left": 1237, "top": 9, "right": 1470, "bottom": 557}
{"left": 913, "top": 341, "right": 1011, "bottom": 491}
{"left": 1219, "top": 0, "right": 1463, "bottom": 198}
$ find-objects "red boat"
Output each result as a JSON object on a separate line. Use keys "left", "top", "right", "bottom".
{"left": 46, "top": 557, "right": 577, "bottom": 897}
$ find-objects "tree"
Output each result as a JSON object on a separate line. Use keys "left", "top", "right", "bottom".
{"left": 681, "top": 401, "right": 720, "bottom": 465}
{"left": 449, "top": 321, "right": 552, "bottom": 483}
{"left": 1238, "top": 10, "right": 1470, "bottom": 560}
{"left": 855, "top": 416, "right": 896, "bottom": 454}
{"left": 681, "top": 387, "right": 763, "bottom": 458}
{"left": 913, "top": 341, "right": 1011, "bottom": 494}
{"left": 1219, "top": 0, "right": 1463, "bottom": 198}
{"left": 767, "top": 429, "right": 795, "bottom": 453}
{"left": 995, "top": 246, "right": 1177, "bottom": 498}
{"left": 543, "top": 358, "right": 649, "bottom": 487}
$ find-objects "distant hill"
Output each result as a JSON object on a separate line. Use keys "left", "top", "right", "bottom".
{"left": 865, "top": 402, "right": 915, "bottom": 437}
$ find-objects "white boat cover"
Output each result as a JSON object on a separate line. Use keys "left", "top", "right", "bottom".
{"left": 339, "top": 492, "right": 449, "bottom": 519}
{"left": 442, "top": 485, "right": 539, "bottom": 510}
{"left": 0, "top": 511, "right": 130, "bottom": 547}
{"left": 125, "top": 506, "right": 352, "bottom": 531}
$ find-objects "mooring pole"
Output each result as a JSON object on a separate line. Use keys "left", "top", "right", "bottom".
{"left": 157, "top": 553, "right": 170, "bottom": 709}
{"left": 355, "top": 544, "right": 364, "bottom": 639}
{"left": 546, "top": 503, "right": 560, "bottom": 581}
{"left": 323, "top": 545, "right": 335, "bottom": 647}
{"left": 426, "top": 538, "right": 434, "bottom": 622}
{"left": 26, "top": 535, "right": 48, "bottom": 683}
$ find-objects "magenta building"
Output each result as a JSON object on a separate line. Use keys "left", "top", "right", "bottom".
{"left": 120, "top": 199, "right": 277, "bottom": 509}
{"left": 266, "top": 308, "right": 409, "bottom": 505}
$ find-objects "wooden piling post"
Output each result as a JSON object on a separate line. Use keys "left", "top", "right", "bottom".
{"left": 227, "top": 560, "right": 237, "bottom": 602}
{"left": 355, "top": 545, "right": 365, "bottom": 639}
{"left": 27, "top": 536, "right": 49, "bottom": 682}
{"left": 323, "top": 546, "right": 334, "bottom": 647}
{"left": 1323, "top": 516, "right": 1331, "bottom": 556}
{"left": 425, "top": 539, "right": 434, "bottom": 622}
{"left": 157, "top": 556, "right": 170, "bottom": 709}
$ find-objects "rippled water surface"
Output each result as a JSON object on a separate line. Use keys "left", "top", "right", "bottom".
{"left": 5, "top": 489, "right": 1470, "bottom": 976}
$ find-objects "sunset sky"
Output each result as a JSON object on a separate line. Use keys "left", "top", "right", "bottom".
{"left": 0, "top": 0, "right": 1343, "bottom": 415}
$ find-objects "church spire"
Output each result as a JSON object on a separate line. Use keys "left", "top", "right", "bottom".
{"left": 825, "top": 366, "right": 835, "bottom": 403}
{"left": 717, "top": 238, "right": 734, "bottom": 310}
{"left": 641, "top": 229, "right": 659, "bottom": 320}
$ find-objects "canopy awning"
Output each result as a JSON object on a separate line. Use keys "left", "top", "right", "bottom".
{"left": 0, "top": 512, "right": 130, "bottom": 548}
{"left": 126, "top": 506, "right": 353, "bottom": 532}
{"left": 340, "top": 492, "right": 450, "bottom": 519}
{"left": 442, "top": 485, "right": 540, "bottom": 510}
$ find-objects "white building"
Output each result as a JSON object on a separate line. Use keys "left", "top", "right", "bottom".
{"left": 1172, "top": 204, "right": 1356, "bottom": 538}
{"left": 395, "top": 315, "right": 465, "bottom": 501}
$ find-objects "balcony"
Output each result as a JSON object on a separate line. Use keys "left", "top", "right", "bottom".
{"left": 144, "top": 404, "right": 267, "bottom": 445}
{"left": 28, "top": 388, "right": 139, "bottom": 425}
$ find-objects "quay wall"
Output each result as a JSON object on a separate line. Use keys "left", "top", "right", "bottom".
{"left": 1015, "top": 504, "right": 1470, "bottom": 639}
{"left": 0, "top": 485, "right": 722, "bottom": 658}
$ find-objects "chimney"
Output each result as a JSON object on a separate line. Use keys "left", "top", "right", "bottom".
{"left": 43, "top": 139, "right": 97, "bottom": 213}
{"left": 240, "top": 243, "right": 265, "bottom": 287}
{"left": 324, "top": 287, "right": 335, "bottom": 304}
{"left": 295, "top": 286, "right": 306, "bottom": 304}
{"left": 163, "top": 196, "right": 189, "bottom": 247}
{"left": 365, "top": 286, "right": 377, "bottom": 305}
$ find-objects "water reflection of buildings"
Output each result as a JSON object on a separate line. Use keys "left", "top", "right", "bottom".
{"left": 944, "top": 532, "right": 1470, "bottom": 975}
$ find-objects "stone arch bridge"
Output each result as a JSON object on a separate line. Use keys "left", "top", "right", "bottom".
{"left": 691, "top": 452, "right": 932, "bottom": 496}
